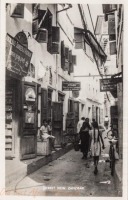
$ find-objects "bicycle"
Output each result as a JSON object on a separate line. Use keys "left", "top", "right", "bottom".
{"left": 107, "top": 131, "right": 119, "bottom": 176}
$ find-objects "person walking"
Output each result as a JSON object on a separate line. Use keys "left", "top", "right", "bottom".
{"left": 79, "top": 118, "right": 91, "bottom": 159}
{"left": 40, "top": 119, "right": 56, "bottom": 151}
{"left": 90, "top": 121, "right": 105, "bottom": 175}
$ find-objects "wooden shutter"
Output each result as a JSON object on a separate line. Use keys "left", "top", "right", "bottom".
{"left": 41, "top": 88, "right": 48, "bottom": 124}
{"left": 65, "top": 47, "right": 69, "bottom": 60}
{"left": 74, "top": 33, "right": 84, "bottom": 49}
{"left": 52, "top": 26, "right": 60, "bottom": 42}
{"left": 109, "top": 34, "right": 116, "bottom": 41}
{"left": 51, "top": 43, "right": 59, "bottom": 54}
{"left": 69, "top": 63, "right": 74, "bottom": 73}
{"left": 64, "top": 61, "right": 69, "bottom": 71}
{"left": 10, "top": 4, "right": 24, "bottom": 18}
{"left": 61, "top": 41, "right": 65, "bottom": 57}
{"left": 74, "top": 27, "right": 84, "bottom": 49}
{"left": 32, "top": 19, "right": 39, "bottom": 35}
{"left": 51, "top": 27, "right": 60, "bottom": 54}
{"left": 38, "top": 9, "right": 47, "bottom": 28}
{"left": 69, "top": 50, "right": 72, "bottom": 74}
{"left": 47, "top": 35, "right": 52, "bottom": 53}
{"left": 32, "top": 4, "right": 39, "bottom": 20}
{"left": 110, "top": 41, "right": 116, "bottom": 55}
{"left": 69, "top": 50, "right": 72, "bottom": 63}
{"left": 103, "top": 4, "right": 117, "bottom": 14}
{"left": 61, "top": 41, "right": 65, "bottom": 69}
{"left": 36, "top": 28, "right": 48, "bottom": 43}
{"left": 63, "top": 47, "right": 69, "bottom": 71}
{"left": 108, "top": 14, "right": 115, "bottom": 35}
{"left": 72, "top": 55, "right": 76, "bottom": 65}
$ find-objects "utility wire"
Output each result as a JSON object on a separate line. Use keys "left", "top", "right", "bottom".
{"left": 87, "top": 4, "right": 95, "bottom": 34}
{"left": 78, "top": 4, "right": 111, "bottom": 104}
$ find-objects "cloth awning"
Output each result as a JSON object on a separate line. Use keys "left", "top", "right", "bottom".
{"left": 85, "top": 30, "right": 107, "bottom": 62}
{"left": 74, "top": 27, "right": 107, "bottom": 62}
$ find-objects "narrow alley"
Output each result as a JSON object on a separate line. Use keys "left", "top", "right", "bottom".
{"left": 3, "top": 3, "right": 125, "bottom": 198}
{"left": 6, "top": 132, "right": 120, "bottom": 197}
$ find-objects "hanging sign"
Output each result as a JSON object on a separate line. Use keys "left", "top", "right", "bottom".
{"left": 72, "top": 90, "right": 79, "bottom": 98}
{"left": 62, "top": 81, "right": 81, "bottom": 91}
{"left": 6, "top": 33, "right": 32, "bottom": 77}
{"left": 100, "top": 78, "right": 117, "bottom": 92}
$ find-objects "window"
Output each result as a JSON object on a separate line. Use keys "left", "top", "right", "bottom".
{"left": 32, "top": 8, "right": 60, "bottom": 52}
{"left": 74, "top": 27, "right": 84, "bottom": 49}
{"left": 58, "top": 93, "right": 64, "bottom": 102}
{"left": 10, "top": 4, "right": 24, "bottom": 18}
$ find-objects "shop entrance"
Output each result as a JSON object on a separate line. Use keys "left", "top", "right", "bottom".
{"left": 5, "top": 77, "right": 21, "bottom": 159}
{"left": 20, "top": 81, "right": 37, "bottom": 160}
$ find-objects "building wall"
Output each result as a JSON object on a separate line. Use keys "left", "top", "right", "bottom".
{"left": 68, "top": 4, "right": 105, "bottom": 124}
{"left": 116, "top": 5, "right": 123, "bottom": 159}
{"left": 6, "top": 4, "right": 78, "bottom": 133}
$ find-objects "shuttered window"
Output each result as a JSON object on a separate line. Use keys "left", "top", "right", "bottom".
{"left": 103, "top": 4, "right": 117, "bottom": 14}
{"left": 72, "top": 55, "right": 77, "bottom": 65}
{"left": 74, "top": 27, "right": 84, "bottom": 49}
{"left": 10, "top": 4, "right": 24, "bottom": 18}
{"left": 32, "top": 19, "right": 39, "bottom": 35}
{"left": 69, "top": 50, "right": 72, "bottom": 63}
{"left": 69, "top": 63, "right": 74, "bottom": 74}
{"left": 74, "top": 33, "right": 84, "bottom": 49}
{"left": 52, "top": 26, "right": 60, "bottom": 42}
{"left": 65, "top": 47, "right": 69, "bottom": 60}
{"left": 32, "top": 4, "right": 39, "bottom": 20}
{"left": 64, "top": 47, "right": 69, "bottom": 71}
{"left": 61, "top": 41, "right": 65, "bottom": 57}
{"left": 110, "top": 41, "right": 116, "bottom": 55}
{"left": 41, "top": 88, "right": 48, "bottom": 124}
{"left": 108, "top": 14, "right": 115, "bottom": 35}
{"left": 50, "top": 26, "right": 60, "bottom": 54}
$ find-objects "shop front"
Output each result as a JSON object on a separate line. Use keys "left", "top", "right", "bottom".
{"left": 5, "top": 33, "right": 39, "bottom": 160}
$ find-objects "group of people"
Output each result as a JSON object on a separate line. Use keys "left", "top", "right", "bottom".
{"left": 77, "top": 117, "right": 105, "bottom": 175}
{"left": 40, "top": 117, "right": 105, "bottom": 175}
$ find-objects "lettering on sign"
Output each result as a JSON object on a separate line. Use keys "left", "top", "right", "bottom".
{"left": 62, "top": 81, "right": 81, "bottom": 91}
{"left": 100, "top": 78, "right": 117, "bottom": 92}
{"left": 6, "top": 33, "right": 32, "bottom": 76}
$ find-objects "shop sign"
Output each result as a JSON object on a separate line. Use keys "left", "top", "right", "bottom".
{"left": 62, "top": 81, "right": 81, "bottom": 91}
{"left": 6, "top": 33, "right": 32, "bottom": 77}
{"left": 100, "top": 78, "right": 117, "bottom": 92}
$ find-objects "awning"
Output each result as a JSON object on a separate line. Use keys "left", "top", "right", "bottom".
{"left": 74, "top": 27, "right": 107, "bottom": 62}
{"left": 85, "top": 30, "right": 107, "bottom": 62}
{"left": 111, "top": 72, "right": 122, "bottom": 82}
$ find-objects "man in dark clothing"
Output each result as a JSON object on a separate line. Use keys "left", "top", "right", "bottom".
{"left": 80, "top": 118, "right": 91, "bottom": 159}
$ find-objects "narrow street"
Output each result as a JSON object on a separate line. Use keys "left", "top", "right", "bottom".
{"left": 6, "top": 132, "right": 119, "bottom": 197}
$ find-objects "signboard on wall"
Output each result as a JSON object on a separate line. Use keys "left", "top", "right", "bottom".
{"left": 72, "top": 90, "right": 79, "bottom": 98}
{"left": 62, "top": 81, "right": 81, "bottom": 91}
{"left": 100, "top": 78, "right": 117, "bottom": 92}
{"left": 6, "top": 33, "right": 32, "bottom": 77}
